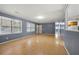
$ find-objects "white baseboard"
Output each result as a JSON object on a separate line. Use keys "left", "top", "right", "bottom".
{"left": 64, "top": 43, "right": 70, "bottom": 55}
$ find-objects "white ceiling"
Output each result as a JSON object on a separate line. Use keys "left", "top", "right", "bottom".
{"left": 0, "top": 4, "right": 66, "bottom": 23}
{"left": 65, "top": 4, "right": 79, "bottom": 18}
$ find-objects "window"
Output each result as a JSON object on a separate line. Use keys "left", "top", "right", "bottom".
{"left": 0, "top": 16, "right": 22, "bottom": 35}
{"left": 30, "top": 23, "right": 35, "bottom": 32}
{"left": 55, "top": 22, "right": 65, "bottom": 30}
{"left": 1, "top": 16, "right": 11, "bottom": 35}
{"left": 12, "top": 19, "right": 22, "bottom": 33}
{"left": 26, "top": 22, "right": 35, "bottom": 32}
{"left": 26, "top": 22, "right": 31, "bottom": 32}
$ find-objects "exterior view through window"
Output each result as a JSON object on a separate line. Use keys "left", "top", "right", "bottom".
{"left": 26, "top": 22, "right": 35, "bottom": 32}
{"left": 0, "top": 16, "right": 22, "bottom": 35}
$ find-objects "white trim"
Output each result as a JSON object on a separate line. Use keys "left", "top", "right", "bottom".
{"left": 64, "top": 43, "right": 70, "bottom": 55}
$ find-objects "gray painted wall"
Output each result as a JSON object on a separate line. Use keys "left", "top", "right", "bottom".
{"left": 64, "top": 4, "right": 79, "bottom": 55}
{"left": 63, "top": 30, "right": 79, "bottom": 55}
{"left": 0, "top": 12, "right": 36, "bottom": 43}
{"left": 42, "top": 23, "right": 55, "bottom": 34}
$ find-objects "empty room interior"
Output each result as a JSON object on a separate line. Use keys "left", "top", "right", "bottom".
{"left": 0, "top": 4, "right": 79, "bottom": 55}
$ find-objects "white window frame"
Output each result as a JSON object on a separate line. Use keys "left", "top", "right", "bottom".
{"left": 26, "top": 22, "right": 35, "bottom": 32}
{"left": 0, "top": 16, "right": 22, "bottom": 35}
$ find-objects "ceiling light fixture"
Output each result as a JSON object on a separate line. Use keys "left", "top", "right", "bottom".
{"left": 36, "top": 16, "right": 44, "bottom": 19}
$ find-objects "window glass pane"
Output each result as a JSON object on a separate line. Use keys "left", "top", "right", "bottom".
{"left": 12, "top": 20, "right": 20, "bottom": 27}
{"left": 1, "top": 26, "right": 11, "bottom": 34}
{"left": 26, "top": 22, "right": 35, "bottom": 32}
{"left": 1, "top": 16, "right": 11, "bottom": 34}
{"left": 0, "top": 16, "right": 22, "bottom": 35}
{"left": 31, "top": 23, "right": 35, "bottom": 28}
{"left": 31, "top": 27, "right": 35, "bottom": 32}
{"left": 27, "top": 22, "right": 31, "bottom": 27}
{"left": 12, "top": 19, "right": 22, "bottom": 33}
{"left": 1, "top": 17, "right": 11, "bottom": 27}
{"left": 27, "top": 27, "right": 30, "bottom": 32}
{"left": 12, "top": 27, "right": 20, "bottom": 33}
{"left": 31, "top": 23, "right": 35, "bottom": 32}
{"left": 26, "top": 22, "right": 30, "bottom": 32}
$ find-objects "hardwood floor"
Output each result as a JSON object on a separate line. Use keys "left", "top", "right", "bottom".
{"left": 0, "top": 34, "right": 67, "bottom": 55}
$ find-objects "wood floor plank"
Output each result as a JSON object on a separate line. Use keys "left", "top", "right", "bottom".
{"left": 0, "top": 34, "right": 67, "bottom": 55}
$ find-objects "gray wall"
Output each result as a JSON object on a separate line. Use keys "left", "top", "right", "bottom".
{"left": 0, "top": 12, "right": 36, "bottom": 43}
{"left": 64, "top": 5, "right": 79, "bottom": 55}
{"left": 42, "top": 23, "right": 55, "bottom": 34}
{"left": 63, "top": 30, "right": 79, "bottom": 55}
